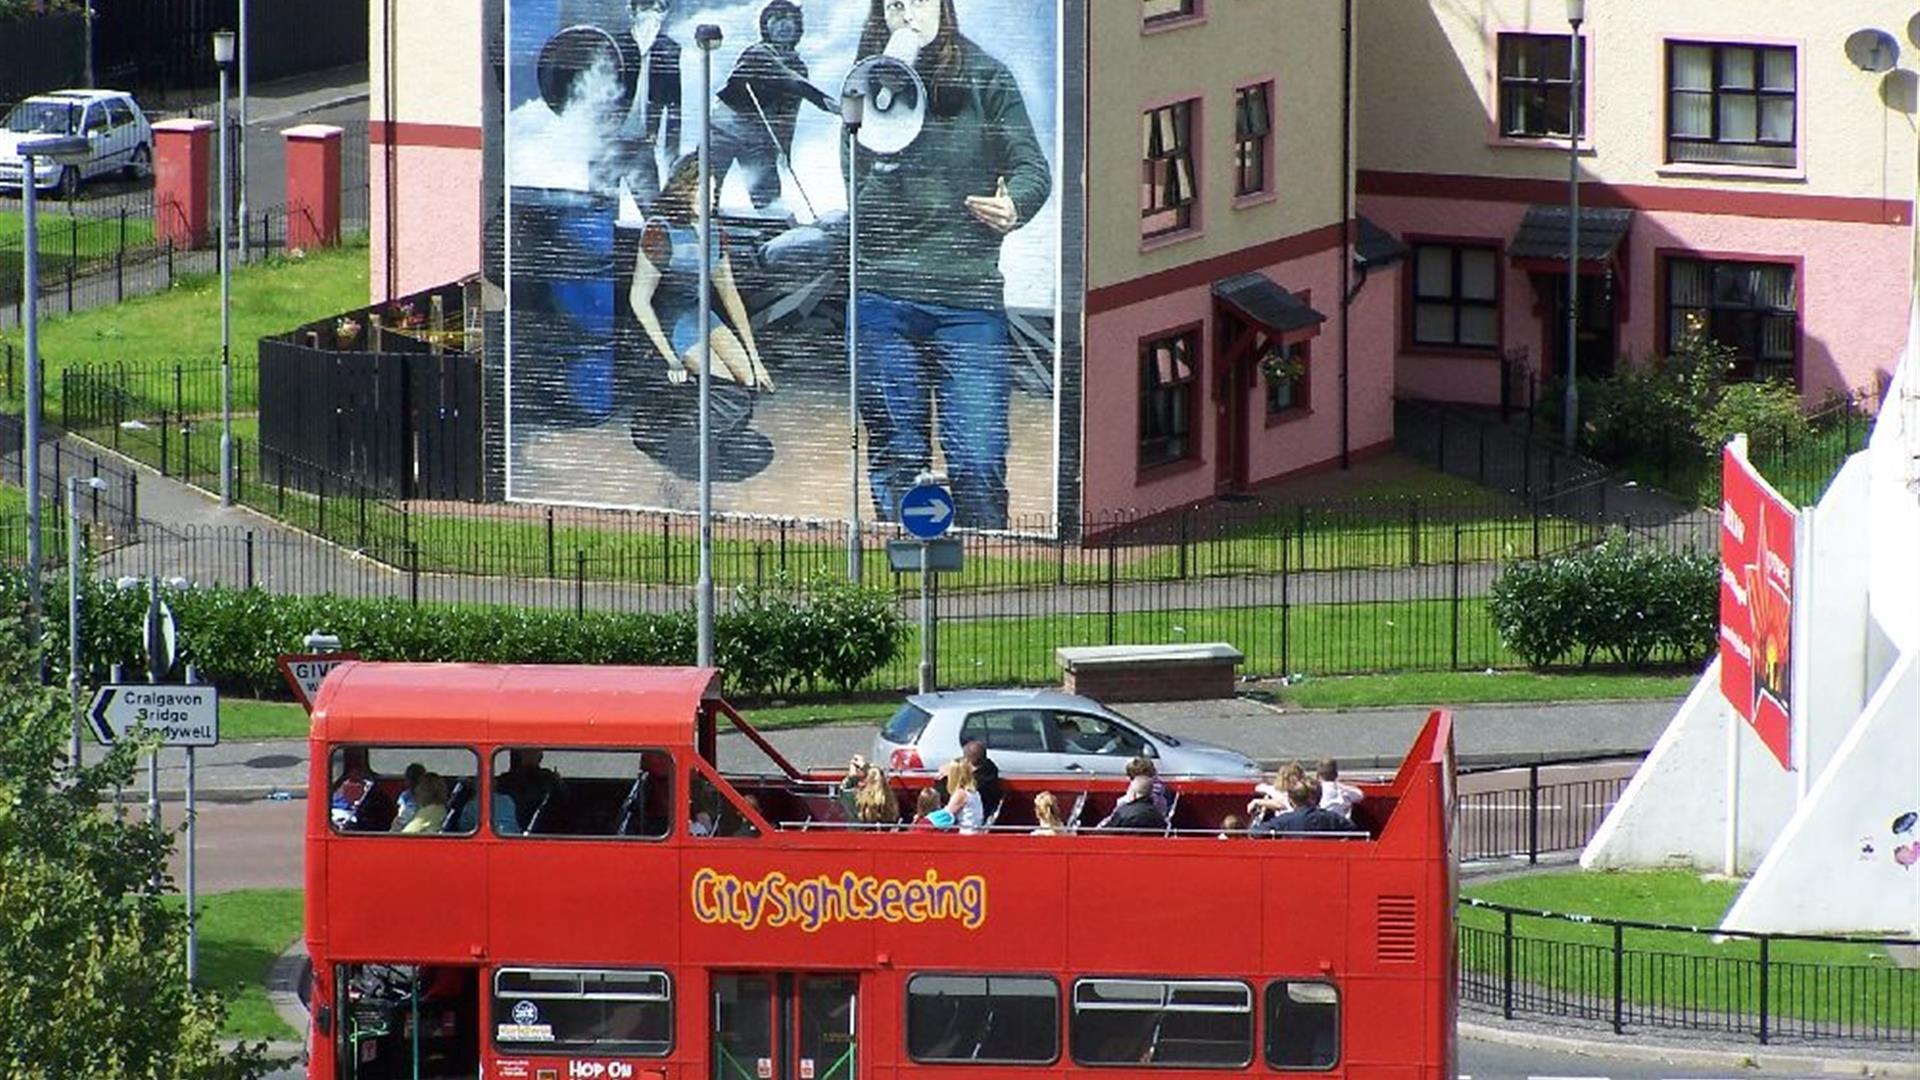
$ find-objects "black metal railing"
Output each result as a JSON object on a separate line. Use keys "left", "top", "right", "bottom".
{"left": 1460, "top": 898, "right": 1920, "bottom": 1047}
{"left": 1454, "top": 753, "right": 1643, "bottom": 864}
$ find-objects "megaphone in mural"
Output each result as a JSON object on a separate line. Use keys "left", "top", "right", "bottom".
{"left": 841, "top": 53, "right": 927, "bottom": 156}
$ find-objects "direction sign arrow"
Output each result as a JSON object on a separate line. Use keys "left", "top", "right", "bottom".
{"left": 278, "top": 652, "right": 359, "bottom": 713}
{"left": 88, "top": 684, "right": 220, "bottom": 747}
{"left": 900, "top": 484, "right": 956, "bottom": 541}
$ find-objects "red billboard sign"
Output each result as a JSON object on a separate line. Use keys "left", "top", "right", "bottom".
{"left": 1719, "top": 447, "right": 1795, "bottom": 770}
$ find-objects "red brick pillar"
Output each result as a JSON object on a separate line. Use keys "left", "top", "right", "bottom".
{"left": 283, "top": 123, "right": 344, "bottom": 252}
{"left": 151, "top": 118, "right": 212, "bottom": 249}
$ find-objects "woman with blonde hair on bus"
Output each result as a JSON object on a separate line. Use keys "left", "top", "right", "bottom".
{"left": 853, "top": 765, "right": 898, "bottom": 827}
{"left": 1248, "top": 761, "right": 1307, "bottom": 820}
{"left": 941, "top": 758, "right": 984, "bottom": 834}
{"left": 397, "top": 773, "right": 451, "bottom": 835}
{"left": 1030, "top": 791, "right": 1065, "bottom": 836}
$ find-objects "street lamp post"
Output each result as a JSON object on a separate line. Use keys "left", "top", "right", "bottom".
{"left": 18, "top": 134, "right": 89, "bottom": 678}
{"left": 68, "top": 474, "right": 106, "bottom": 768}
{"left": 694, "top": 23, "right": 722, "bottom": 669}
{"left": 214, "top": 30, "right": 237, "bottom": 506}
{"left": 842, "top": 89, "right": 866, "bottom": 584}
{"left": 1562, "top": 0, "right": 1586, "bottom": 453}
{"left": 237, "top": 0, "right": 250, "bottom": 265}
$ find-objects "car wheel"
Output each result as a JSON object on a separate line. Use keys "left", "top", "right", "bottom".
{"left": 57, "top": 165, "right": 81, "bottom": 201}
{"left": 125, "top": 143, "right": 151, "bottom": 180}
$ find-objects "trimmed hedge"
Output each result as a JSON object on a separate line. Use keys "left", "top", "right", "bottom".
{"left": 0, "top": 572, "right": 903, "bottom": 699}
{"left": 1487, "top": 530, "right": 1717, "bottom": 669}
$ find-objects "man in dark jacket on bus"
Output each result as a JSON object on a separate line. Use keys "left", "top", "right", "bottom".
{"left": 1254, "top": 779, "right": 1356, "bottom": 837}
{"left": 962, "top": 740, "right": 1003, "bottom": 819}
{"left": 1098, "top": 776, "right": 1169, "bottom": 832}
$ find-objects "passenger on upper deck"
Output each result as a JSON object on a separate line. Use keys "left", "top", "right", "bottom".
{"left": 962, "top": 740, "right": 1003, "bottom": 818}
{"left": 853, "top": 765, "right": 898, "bottom": 826}
{"left": 330, "top": 747, "right": 396, "bottom": 832}
{"left": 1030, "top": 791, "right": 1065, "bottom": 836}
{"left": 837, "top": 754, "right": 869, "bottom": 818}
{"left": 1252, "top": 779, "right": 1356, "bottom": 836}
{"left": 1097, "top": 776, "right": 1169, "bottom": 832}
{"left": 1316, "top": 759, "right": 1363, "bottom": 818}
{"left": 490, "top": 786, "right": 522, "bottom": 836}
{"left": 1126, "top": 756, "right": 1171, "bottom": 817}
{"left": 391, "top": 762, "right": 428, "bottom": 829}
{"left": 1248, "top": 761, "right": 1306, "bottom": 820}
{"left": 940, "top": 759, "right": 984, "bottom": 834}
{"left": 497, "top": 749, "right": 562, "bottom": 831}
{"left": 910, "top": 787, "right": 952, "bottom": 831}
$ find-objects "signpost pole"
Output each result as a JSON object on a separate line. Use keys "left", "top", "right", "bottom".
{"left": 146, "top": 578, "right": 161, "bottom": 831}
{"left": 919, "top": 543, "right": 935, "bottom": 694}
{"left": 184, "top": 665, "right": 199, "bottom": 985}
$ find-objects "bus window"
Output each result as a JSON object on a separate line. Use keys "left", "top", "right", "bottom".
{"left": 493, "top": 967, "right": 672, "bottom": 1056}
{"left": 1265, "top": 981, "right": 1338, "bottom": 1070}
{"left": 489, "top": 749, "right": 673, "bottom": 838}
{"left": 907, "top": 974, "right": 1058, "bottom": 1064}
{"left": 329, "top": 746, "right": 479, "bottom": 836}
{"left": 1070, "top": 978, "right": 1252, "bottom": 1068}
{"left": 690, "top": 771, "right": 761, "bottom": 838}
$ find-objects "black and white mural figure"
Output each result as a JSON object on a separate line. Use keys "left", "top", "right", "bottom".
{"left": 504, "top": 0, "right": 1063, "bottom": 528}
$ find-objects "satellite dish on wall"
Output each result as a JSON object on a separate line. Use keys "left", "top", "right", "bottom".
{"left": 1844, "top": 28, "right": 1900, "bottom": 74}
{"left": 841, "top": 55, "right": 926, "bottom": 156}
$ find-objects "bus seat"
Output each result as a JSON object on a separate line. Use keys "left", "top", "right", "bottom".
{"left": 1066, "top": 791, "right": 1089, "bottom": 832}
{"left": 615, "top": 773, "right": 650, "bottom": 837}
{"left": 524, "top": 790, "right": 554, "bottom": 834}
{"left": 441, "top": 781, "right": 472, "bottom": 833}
{"left": 1162, "top": 790, "right": 1181, "bottom": 837}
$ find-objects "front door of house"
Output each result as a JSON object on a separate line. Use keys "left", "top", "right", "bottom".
{"left": 1214, "top": 323, "right": 1252, "bottom": 494}
{"left": 713, "top": 974, "right": 858, "bottom": 1080}
{"left": 1547, "top": 271, "right": 1618, "bottom": 382}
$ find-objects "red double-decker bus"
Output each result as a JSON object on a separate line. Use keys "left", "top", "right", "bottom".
{"left": 304, "top": 665, "right": 1455, "bottom": 1080}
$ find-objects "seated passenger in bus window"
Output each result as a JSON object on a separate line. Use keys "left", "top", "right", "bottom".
{"left": 1097, "top": 775, "right": 1168, "bottom": 832}
{"left": 1217, "top": 813, "right": 1246, "bottom": 839}
{"left": 1247, "top": 761, "right": 1306, "bottom": 821}
{"left": 490, "top": 788, "right": 522, "bottom": 836}
{"left": 1030, "top": 791, "right": 1065, "bottom": 836}
{"left": 691, "top": 809, "right": 716, "bottom": 836}
{"left": 837, "top": 754, "right": 868, "bottom": 819}
{"left": 330, "top": 747, "right": 397, "bottom": 832}
{"left": 1316, "top": 758, "right": 1363, "bottom": 818}
{"left": 1126, "top": 756, "right": 1171, "bottom": 817}
{"left": 496, "top": 749, "right": 562, "bottom": 831}
{"left": 731, "top": 793, "right": 765, "bottom": 837}
{"left": 396, "top": 773, "right": 451, "bottom": 835}
{"left": 962, "top": 741, "right": 1003, "bottom": 819}
{"left": 391, "top": 762, "right": 427, "bottom": 829}
{"left": 941, "top": 759, "right": 983, "bottom": 834}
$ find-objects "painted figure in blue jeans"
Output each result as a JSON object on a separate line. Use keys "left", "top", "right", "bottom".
{"left": 849, "top": 0, "right": 1051, "bottom": 530}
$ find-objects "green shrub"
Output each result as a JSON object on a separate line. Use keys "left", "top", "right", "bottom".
{"left": 1488, "top": 530, "right": 1717, "bottom": 669}
{"left": 1695, "top": 379, "right": 1810, "bottom": 456}
{"left": 0, "top": 571, "right": 898, "bottom": 699}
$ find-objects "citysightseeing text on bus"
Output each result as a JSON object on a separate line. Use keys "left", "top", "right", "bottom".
{"left": 691, "top": 868, "right": 988, "bottom": 933}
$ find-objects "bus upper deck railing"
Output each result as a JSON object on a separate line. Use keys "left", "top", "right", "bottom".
{"left": 775, "top": 820, "right": 1373, "bottom": 841}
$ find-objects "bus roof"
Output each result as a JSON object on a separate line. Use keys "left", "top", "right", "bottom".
{"left": 310, "top": 663, "right": 723, "bottom": 745}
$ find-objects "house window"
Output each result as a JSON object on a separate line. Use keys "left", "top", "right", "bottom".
{"left": 1666, "top": 257, "right": 1797, "bottom": 381}
{"left": 1234, "top": 83, "right": 1272, "bottom": 197}
{"left": 1143, "top": 0, "right": 1198, "bottom": 25}
{"left": 1140, "top": 330, "right": 1198, "bottom": 470}
{"left": 1410, "top": 244, "right": 1500, "bottom": 349}
{"left": 1667, "top": 43, "right": 1796, "bottom": 168}
{"left": 1264, "top": 340, "right": 1307, "bottom": 417}
{"left": 1142, "top": 101, "right": 1196, "bottom": 238}
{"left": 1497, "top": 33, "right": 1585, "bottom": 139}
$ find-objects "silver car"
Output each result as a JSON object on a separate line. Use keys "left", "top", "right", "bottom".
{"left": 0, "top": 90, "right": 154, "bottom": 198}
{"left": 871, "top": 689, "right": 1262, "bottom": 779}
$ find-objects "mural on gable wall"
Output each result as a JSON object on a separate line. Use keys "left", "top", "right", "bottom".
{"left": 498, "top": 0, "right": 1069, "bottom": 532}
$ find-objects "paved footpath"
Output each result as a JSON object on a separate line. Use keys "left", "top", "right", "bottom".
{"left": 149, "top": 695, "right": 1680, "bottom": 800}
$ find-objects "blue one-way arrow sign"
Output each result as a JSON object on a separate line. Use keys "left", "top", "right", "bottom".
{"left": 88, "top": 685, "right": 220, "bottom": 747}
{"left": 900, "top": 483, "right": 955, "bottom": 540}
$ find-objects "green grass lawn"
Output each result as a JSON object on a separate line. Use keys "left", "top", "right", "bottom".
{"left": 0, "top": 207, "right": 155, "bottom": 259}
{"left": 1461, "top": 870, "right": 1915, "bottom": 1026}
{"left": 1274, "top": 669, "right": 1695, "bottom": 710}
{"left": 0, "top": 239, "right": 369, "bottom": 415}
{"left": 178, "top": 888, "right": 304, "bottom": 1041}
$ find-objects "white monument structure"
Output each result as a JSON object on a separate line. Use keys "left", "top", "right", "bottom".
{"left": 1581, "top": 309, "right": 1920, "bottom": 935}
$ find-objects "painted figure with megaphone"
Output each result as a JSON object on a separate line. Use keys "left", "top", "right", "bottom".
{"left": 846, "top": 0, "right": 1051, "bottom": 532}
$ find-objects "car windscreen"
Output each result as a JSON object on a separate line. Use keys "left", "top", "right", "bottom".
{"left": 883, "top": 702, "right": 933, "bottom": 744}
{"left": 5, "top": 101, "right": 80, "bottom": 135}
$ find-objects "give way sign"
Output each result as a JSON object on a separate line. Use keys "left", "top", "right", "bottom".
{"left": 278, "top": 653, "right": 360, "bottom": 712}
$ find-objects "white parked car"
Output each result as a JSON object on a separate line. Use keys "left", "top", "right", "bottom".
{"left": 0, "top": 90, "right": 153, "bottom": 198}
{"left": 871, "top": 689, "right": 1263, "bottom": 779}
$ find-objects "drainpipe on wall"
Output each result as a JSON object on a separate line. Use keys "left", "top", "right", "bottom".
{"left": 383, "top": 0, "right": 398, "bottom": 306}
{"left": 1337, "top": 0, "right": 1353, "bottom": 470}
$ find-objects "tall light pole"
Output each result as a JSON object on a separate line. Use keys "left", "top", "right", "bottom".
{"left": 842, "top": 88, "right": 865, "bottom": 584}
{"left": 694, "top": 23, "right": 721, "bottom": 669}
{"left": 18, "top": 134, "right": 88, "bottom": 679}
{"left": 1562, "top": 0, "right": 1586, "bottom": 452}
{"left": 237, "top": 0, "right": 251, "bottom": 265}
{"left": 214, "top": 29, "right": 237, "bottom": 506}
{"left": 68, "top": 474, "right": 106, "bottom": 768}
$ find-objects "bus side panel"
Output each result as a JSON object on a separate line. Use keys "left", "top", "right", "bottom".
{"left": 1345, "top": 852, "right": 1445, "bottom": 1076}
{"left": 488, "top": 840, "right": 680, "bottom": 966}
{"left": 1261, "top": 848, "right": 1349, "bottom": 976}
{"left": 1066, "top": 849, "right": 1262, "bottom": 974}
{"left": 328, "top": 836, "right": 488, "bottom": 963}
